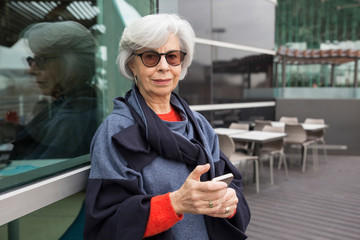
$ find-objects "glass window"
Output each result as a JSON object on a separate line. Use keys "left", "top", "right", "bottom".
{"left": 178, "top": 0, "right": 276, "bottom": 125}
{"left": 0, "top": 1, "right": 156, "bottom": 239}
{"left": 0, "top": 0, "right": 156, "bottom": 192}
{"left": 211, "top": 0, "right": 275, "bottom": 51}
{"left": 0, "top": 2, "right": 103, "bottom": 191}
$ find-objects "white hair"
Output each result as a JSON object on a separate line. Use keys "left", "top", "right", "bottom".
{"left": 117, "top": 13, "right": 195, "bottom": 81}
{"left": 24, "top": 21, "right": 97, "bottom": 88}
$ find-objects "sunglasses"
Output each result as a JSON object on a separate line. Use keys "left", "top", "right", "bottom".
{"left": 133, "top": 50, "right": 187, "bottom": 67}
{"left": 26, "top": 56, "right": 60, "bottom": 70}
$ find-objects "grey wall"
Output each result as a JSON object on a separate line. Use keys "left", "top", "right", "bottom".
{"left": 276, "top": 99, "right": 360, "bottom": 155}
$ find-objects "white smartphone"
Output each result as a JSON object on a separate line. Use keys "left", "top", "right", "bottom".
{"left": 211, "top": 173, "right": 234, "bottom": 186}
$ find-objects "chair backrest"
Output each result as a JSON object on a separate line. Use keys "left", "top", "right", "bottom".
{"left": 229, "top": 122, "right": 250, "bottom": 151}
{"left": 304, "top": 118, "right": 325, "bottom": 139}
{"left": 261, "top": 125, "right": 285, "bottom": 150}
{"left": 229, "top": 122, "right": 249, "bottom": 130}
{"left": 284, "top": 124, "right": 307, "bottom": 143}
{"left": 304, "top": 118, "right": 325, "bottom": 124}
{"left": 217, "top": 134, "right": 235, "bottom": 158}
{"left": 279, "top": 116, "right": 299, "bottom": 124}
{"left": 254, "top": 120, "right": 272, "bottom": 131}
{"left": 263, "top": 125, "right": 284, "bottom": 133}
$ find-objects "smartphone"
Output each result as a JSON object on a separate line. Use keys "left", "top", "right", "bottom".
{"left": 211, "top": 173, "right": 234, "bottom": 186}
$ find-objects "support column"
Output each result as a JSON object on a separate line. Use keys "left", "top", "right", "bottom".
{"left": 274, "top": 62, "right": 278, "bottom": 87}
{"left": 330, "top": 64, "right": 335, "bottom": 87}
{"left": 354, "top": 58, "right": 358, "bottom": 88}
{"left": 282, "top": 58, "right": 286, "bottom": 87}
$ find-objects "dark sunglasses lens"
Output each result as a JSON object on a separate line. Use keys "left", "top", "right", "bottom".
{"left": 26, "top": 56, "right": 46, "bottom": 69}
{"left": 142, "top": 52, "right": 160, "bottom": 67}
{"left": 26, "top": 57, "right": 35, "bottom": 67}
{"left": 166, "top": 51, "right": 183, "bottom": 66}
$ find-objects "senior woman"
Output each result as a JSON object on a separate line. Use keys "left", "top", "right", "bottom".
{"left": 84, "top": 14, "right": 250, "bottom": 239}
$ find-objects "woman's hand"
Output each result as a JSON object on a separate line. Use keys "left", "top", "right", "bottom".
{"left": 169, "top": 164, "right": 238, "bottom": 218}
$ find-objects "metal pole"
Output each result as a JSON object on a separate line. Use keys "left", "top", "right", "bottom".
{"left": 274, "top": 62, "right": 278, "bottom": 87}
{"left": 247, "top": 64, "right": 251, "bottom": 89}
{"left": 354, "top": 58, "right": 359, "bottom": 88}
{"left": 330, "top": 64, "right": 335, "bottom": 87}
{"left": 282, "top": 58, "right": 286, "bottom": 87}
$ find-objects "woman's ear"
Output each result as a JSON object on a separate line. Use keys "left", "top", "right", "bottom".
{"left": 128, "top": 60, "right": 135, "bottom": 74}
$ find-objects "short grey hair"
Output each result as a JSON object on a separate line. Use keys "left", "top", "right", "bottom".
{"left": 24, "top": 21, "right": 97, "bottom": 88}
{"left": 117, "top": 14, "right": 195, "bottom": 81}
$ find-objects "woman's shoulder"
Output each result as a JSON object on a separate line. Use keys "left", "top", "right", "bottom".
{"left": 191, "top": 110, "right": 216, "bottom": 135}
{"left": 96, "top": 98, "right": 135, "bottom": 136}
{"left": 192, "top": 110, "right": 211, "bottom": 126}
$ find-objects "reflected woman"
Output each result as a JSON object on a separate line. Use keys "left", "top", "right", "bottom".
{"left": 10, "top": 21, "right": 101, "bottom": 160}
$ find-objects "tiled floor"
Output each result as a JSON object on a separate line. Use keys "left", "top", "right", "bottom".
{"left": 243, "top": 155, "right": 360, "bottom": 240}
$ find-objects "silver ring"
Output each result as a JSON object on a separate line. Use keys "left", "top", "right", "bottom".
{"left": 225, "top": 207, "right": 230, "bottom": 214}
{"left": 209, "top": 201, "right": 213, "bottom": 208}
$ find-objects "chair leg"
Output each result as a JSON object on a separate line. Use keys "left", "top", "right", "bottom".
{"left": 254, "top": 159, "right": 260, "bottom": 193}
{"left": 269, "top": 155, "right": 274, "bottom": 185}
{"left": 302, "top": 145, "right": 308, "bottom": 173}
{"left": 259, "top": 157, "right": 264, "bottom": 175}
{"left": 321, "top": 139, "right": 328, "bottom": 162}
{"left": 281, "top": 153, "right": 289, "bottom": 180}
{"left": 312, "top": 145, "right": 318, "bottom": 170}
{"left": 249, "top": 141, "right": 255, "bottom": 156}
{"left": 277, "top": 155, "right": 282, "bottom": 170}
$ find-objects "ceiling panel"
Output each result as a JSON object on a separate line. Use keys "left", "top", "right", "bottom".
{"left": 0, "top": 0, "right": 99, "bottom": 47}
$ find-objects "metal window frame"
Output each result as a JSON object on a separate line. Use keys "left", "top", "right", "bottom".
{"left": 0, "top": 165, "right": 90, "bottom": 226}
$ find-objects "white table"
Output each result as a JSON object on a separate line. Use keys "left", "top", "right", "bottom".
{"left": 271, "top": 122, "right": 329, "bottom": 132}
{"left": 214, "top": 128, "right": 247, "bottom": 135}
{"left": 216, "top": 129, "right": 287, "bottom": 188}
{"left": 214, "top": 128, "right": 287, "bottom": 143}
{"left": 231, "top": 130, "right": 287, "bottom": 143}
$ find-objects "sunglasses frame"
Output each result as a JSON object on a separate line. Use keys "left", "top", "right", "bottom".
{"left": 134, "top": 50, "right": 187, "bottom": 67}
{"left": 26, "top": 56, "right": 60, "bottom": 70}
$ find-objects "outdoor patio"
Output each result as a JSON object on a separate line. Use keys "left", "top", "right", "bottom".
{"left": 243, "top": 154, "right": 360, "bottom": 240}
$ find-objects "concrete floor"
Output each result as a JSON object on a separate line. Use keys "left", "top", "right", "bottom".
{"left": 1, "top": 154, "right": 359, "bottom": 240}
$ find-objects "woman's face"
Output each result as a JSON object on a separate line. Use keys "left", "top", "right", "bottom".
{"left": 129, "top": 35, "right": 182, "bottom": 103}
{"left": 28, "top": 55, "right": 62, "bottom": 97}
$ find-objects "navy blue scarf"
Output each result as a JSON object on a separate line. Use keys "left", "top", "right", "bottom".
{"left": 107, "top": 87, "right": 249, "bottom": 240}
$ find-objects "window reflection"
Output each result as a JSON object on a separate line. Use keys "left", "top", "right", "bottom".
{"left": 213, "top": 53, "right": 274, "bottom": 102}
{"left": 0, "top": 21, "right": 101, "bottom": 163}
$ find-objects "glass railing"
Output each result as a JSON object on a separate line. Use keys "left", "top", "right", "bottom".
{"left": 244, "top": 87, "right": 360, "bottom": 99}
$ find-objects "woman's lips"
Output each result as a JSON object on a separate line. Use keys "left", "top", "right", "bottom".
{"left": 36, "top": 81, "right": 46, "bottom": 87}
{"left": 153, "top": 79, "right": 171, "bottom": 85}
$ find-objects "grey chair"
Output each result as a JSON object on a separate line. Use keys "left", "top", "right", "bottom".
{"left": 279, "top": 116, "right": 299, "bottom": 124}
{"left": 250, "top": 120, "right": 272, "bottom": 156}
{"left": 253, "top": 120, "right": 272, "bottom": 131}
{"left": 229, "top": 122, "right": 250, "bottom": 154}
{"left": 284, "top": 124, "right": 317, "bottom": 172}
{"left": 304, "top": 118, "right": 328, "bottom": 162}
{"left": 218, "top": 133, "right": 260, "bottom": 193}
{"left": 259, "top": 125, "right": 289, "bottom": 185}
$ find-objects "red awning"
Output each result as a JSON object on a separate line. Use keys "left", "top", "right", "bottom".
{"left": 276, "top": 47, "right": 360, "bottom": 65}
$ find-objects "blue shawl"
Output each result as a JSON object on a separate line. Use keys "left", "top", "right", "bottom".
{"left": 84, "top": 86, "right": 250, "bottom": 239}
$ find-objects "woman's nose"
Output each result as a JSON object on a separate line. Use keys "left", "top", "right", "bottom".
{"left": 28, "top": 62, "right": 38, "bottom": 75}
{"left": 157, "top": 55, "right": 170, "bottom": 70}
